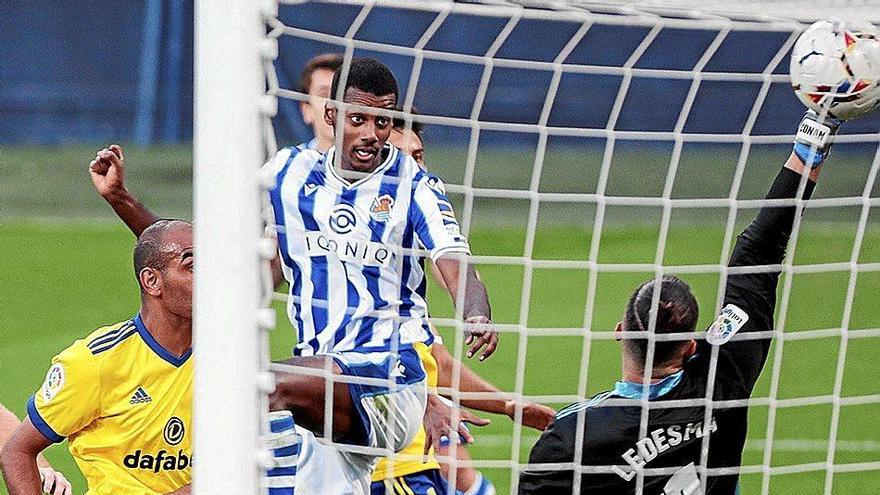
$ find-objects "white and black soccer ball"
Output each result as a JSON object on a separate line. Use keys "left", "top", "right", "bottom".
{"left": 790, "top": 20, "right": 880, "bottom": 120}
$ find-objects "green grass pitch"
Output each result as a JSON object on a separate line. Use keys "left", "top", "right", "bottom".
{"left": 1, "top": 144, "right": 878, "bottom": 493}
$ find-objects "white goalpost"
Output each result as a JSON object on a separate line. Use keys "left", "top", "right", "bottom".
{"left": 193, "top": 1, "right": 270, "bottom": 494}
{"left": 194, "top": 1, "right": 880, "bottom": 494}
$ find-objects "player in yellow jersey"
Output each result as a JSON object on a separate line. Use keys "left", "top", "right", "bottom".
{"left": 1, "top": 220, "right": 195, "bottom": 495}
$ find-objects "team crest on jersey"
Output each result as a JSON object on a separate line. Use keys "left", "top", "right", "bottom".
{"left": 41, "top": 364, "right": 65, "bottom": 402}
{"left": 707, "top": 304, "right": 749, "bottom": 345}
{"left": 370, "top": 194, "right": 394, "bottom": 222}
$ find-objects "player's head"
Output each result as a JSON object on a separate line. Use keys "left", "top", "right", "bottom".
{"left": 134, "top": 220, "right": 193, "bottom": 320}
{"left": 615, "top": 275, "right": 699, "bottom": 374}
{"left": 324, "top": 57, "right": 398, "bottom": 173}
{"left": 299, "top": 53, "right": 344, "bottom": 149}
{"left": 389, "top": 105, "right": 425, "bottom": 166}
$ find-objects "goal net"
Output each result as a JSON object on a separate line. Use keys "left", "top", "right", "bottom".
{"left": 194, "top": 1, "right": 880, "bottom": 494}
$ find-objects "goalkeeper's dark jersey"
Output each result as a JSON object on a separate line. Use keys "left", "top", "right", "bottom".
{"left": 519, "top": 167, "right": 815, "bottom": 495}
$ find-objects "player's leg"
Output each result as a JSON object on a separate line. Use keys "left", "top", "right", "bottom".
{"left": 330, "top": 348, "right": 428, "bottom": 454}
{"left": 293, "top": 425, "right": 363, "bottom": 495}
{"left": 437, "top": 443, "right": 495, "bottom": 495}
{"left": 269, "top": 355, "right": 365, "bottom": 444}
{"left": 272, "top": 349, "right": 429, "bottom": 493}
{"left": 265, "top": 411, "right": 299, "bottom": 495}
{"left": 370, "top": 342, "right": 446, "bottom": 495}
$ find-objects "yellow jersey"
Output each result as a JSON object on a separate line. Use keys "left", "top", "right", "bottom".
{"left": 28, "top": 314, "right": 192, "bottom": 495}
{"left": 372, "top": 341, "right": 441, "bottom": 481}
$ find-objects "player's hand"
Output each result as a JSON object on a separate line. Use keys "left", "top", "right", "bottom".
{"left": 423, "top": 394, "right": 489, "bottom": 459}
{"left": 464, "top": 316, "right": 498, "bottom": 361}
{"left": 792, "top": 110, "right": 842, "bottom": 168}
{"left": 39, "top": 467, "right": 72, "bottom": 495}
{"left": 504, "top": 400, "right": 556, "bottom": 431}
{"left": 89, "top": 144, "right": 127, "bottom": 199}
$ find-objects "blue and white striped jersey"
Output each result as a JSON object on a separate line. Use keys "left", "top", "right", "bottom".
{"left": 265, "top": 143, "right": 470, "bottom": 356}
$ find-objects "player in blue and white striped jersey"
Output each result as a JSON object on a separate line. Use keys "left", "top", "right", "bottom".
{"left": 264, "top": 57, "right": 498, "bottom": 493}
{"left": 266, "top": 137, "right": 475, "bottom": 356}
{"left": 265, "top": 57, "right": 497, "bottom": 360}
{"left": 88, "top": 56, "right": 497, "bottom": 494}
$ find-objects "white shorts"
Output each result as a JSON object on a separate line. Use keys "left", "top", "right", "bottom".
{"left": 330, "top": 347, "right": 428, "bottom": 455}
{"left": 296, "top": 347, "right": 428, "bottom": 494}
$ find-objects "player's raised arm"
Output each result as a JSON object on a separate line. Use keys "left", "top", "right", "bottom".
{"left": 89, "top": 144, "right": 159, "bottom": 236}
{"left": 705, "top": 111, "right": 837, "bottom": 397}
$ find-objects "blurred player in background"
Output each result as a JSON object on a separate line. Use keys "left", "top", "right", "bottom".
{"left": 388, "top": 111, "right": 555, "bottom": 495}
{"left": 1, "top": 221, "right": 195, "bottom": 495}
{"left": 297, "top": 53, "right": 344, "bottom": 153}
{"left": 518, "top": 110, "right": 863, "bottom": 494}
{"left": 0, "top": 404, "right": 72, "bottom": 495}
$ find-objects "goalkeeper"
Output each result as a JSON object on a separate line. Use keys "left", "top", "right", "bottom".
{"left": 519, "top": 110, "right": 857, "bottom": 494}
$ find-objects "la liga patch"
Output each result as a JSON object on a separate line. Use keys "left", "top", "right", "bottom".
{"left": 42, "top": 364, "right": 65, "bottom": 402}
{"left": 707, "top": 304, "right": 749, "bottom": 345}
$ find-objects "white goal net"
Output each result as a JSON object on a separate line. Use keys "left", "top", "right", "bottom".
{"left": 194, "top": 1, "right": 880, "bottom": 494}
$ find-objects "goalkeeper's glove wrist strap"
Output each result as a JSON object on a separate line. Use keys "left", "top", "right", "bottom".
{"left": 793, "top": 112, "right": 841, "bottom": 167}
{"left": 793, "top": 142, "right": 829, "bottom": 168}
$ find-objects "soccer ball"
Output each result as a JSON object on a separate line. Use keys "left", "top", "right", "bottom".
{"left": 790, "top": 20, "right": 880, "bottom": 120}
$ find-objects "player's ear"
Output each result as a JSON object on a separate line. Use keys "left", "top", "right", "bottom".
{"left": 138, "top": 267, "right": 162, "bottom": 297}
{"left": 324, "top": 103, "right": 336, "bottom": 128}
{"left": 300, "top": 101, "right": 314, "bottom": 125}
{"left": 614, "top": 321, "right": 624, "bottom": 341}
{"left": 683, "top": 339, "right": 697, "bottom": 359}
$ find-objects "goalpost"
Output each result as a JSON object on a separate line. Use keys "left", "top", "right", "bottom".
{"left": 194, "top": 1, "right": 880, "bottom": 494}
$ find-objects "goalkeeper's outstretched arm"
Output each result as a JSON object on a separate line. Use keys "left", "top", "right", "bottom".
{"left": 89, "top": 144, "right": 160, "bottom": 237}
{"left": 705, "top": 111, "right": 835, "bottom": 398}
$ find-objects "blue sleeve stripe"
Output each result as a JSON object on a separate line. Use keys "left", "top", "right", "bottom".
{"left": 27, "top": 396, "right": 64, "bottom": 444}
{"left": 409, "top": 202, "right": 434, "bottom": 250}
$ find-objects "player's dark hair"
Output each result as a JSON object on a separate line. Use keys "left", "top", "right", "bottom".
{"left": 392, "top": 105, "right": 425, "bottom": 137}
{"left": 298, "top": 53, "right": 344, "bottom": 94}
{"left": 134, "top": 220, "right": 191, "bottom": 286}
{"left": 623, "top": 275, "right": 699, "bottom": 368}
{"left": 329, "top": 57, "right": 398, "bottom": 103}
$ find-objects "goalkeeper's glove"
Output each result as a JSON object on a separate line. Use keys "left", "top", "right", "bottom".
{"left": 793, "top": 110, "right": 843, "bottom": 168}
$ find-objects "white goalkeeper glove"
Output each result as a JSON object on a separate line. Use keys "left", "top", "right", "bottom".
{"left": 793, "top": 110, "right": 843, "bottom": 168}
